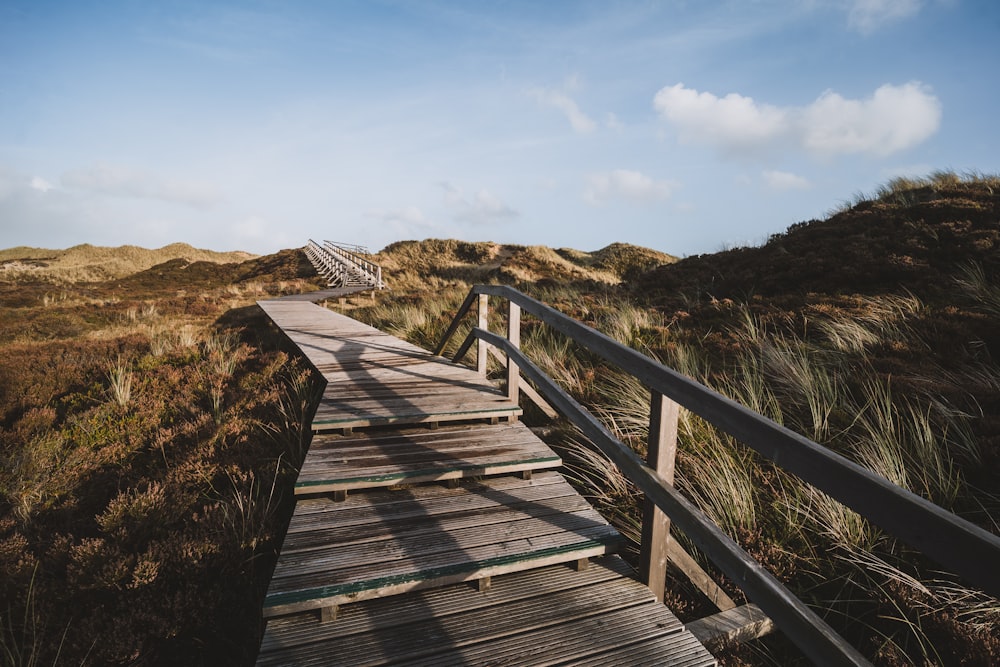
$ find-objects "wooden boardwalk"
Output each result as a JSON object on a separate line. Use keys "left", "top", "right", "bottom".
{"left": 256, "top": 294, "right": 716, "bottom": 666}
{"left": 258, "top": 300, "right": 521, "bottom": 431}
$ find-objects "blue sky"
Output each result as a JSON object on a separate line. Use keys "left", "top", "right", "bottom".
{"left": 1, "top": 1, "right": 997, "bottom": 256}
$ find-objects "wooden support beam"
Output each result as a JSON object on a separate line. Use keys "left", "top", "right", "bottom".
{"left": 639, "top": 392, "right": 679, "bottom": 603}
{"left": 506, "top": 301, "right": 521, "bottom": 420}
{"left": 686, "top": 604, "right": 774, "bottom": 650}
{"left": 477, "top": 294, "right": 489, "bottom": 376}
{"left": 477, "top": 576, "right": 492, "bottom": 593}
{"left": 320, "top": 604, "right": 339, "bottom": 623}
{"left": 332, "top": 490, "right": 348, "bottom": 503}
{"left": 667, "top": 536, "right": 737, "bottom": 611}
{"left": 572, "top": 557, "right": 590, "bottom": 572}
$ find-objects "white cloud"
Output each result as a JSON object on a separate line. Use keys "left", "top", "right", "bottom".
{"left": 441, "top": 183, "right": 519, "bottom": 225}
{"left": 530, "top": 87, "right": 596, "bottom": 134}
{"left": 605, "top": 112, "right": 623, "bottom": 131}
{"left": 653, "top": 81, "right": 940, "bottom": 158}
{"left": 585, "top": 169, "right": 678, "bottom": 204}
{"left": 61, "top": 162, "right": 223, "bottom": 209}
{"left": 848, "top": 0, "right": 922, "bottom": 34}
{"left": 801, "top": 82, "right": 941, "bottom": 157}
{"left": 30, "top": 177, "right": 54, "bottom": 192}
{"left": 763, "top": 170, "right": 811, "bottom": 190}
{"left": 653, "top": 84, "right": 788, "bottom": 154}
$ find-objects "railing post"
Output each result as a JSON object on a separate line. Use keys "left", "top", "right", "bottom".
{"left": 477, "top": 294, "right": 489, "bottom": 376}
{"left": 506, "top": 300, "right": 521, "bottom": 416}
{"left": 640, "top": 391, "right": 680, "bottom": 602}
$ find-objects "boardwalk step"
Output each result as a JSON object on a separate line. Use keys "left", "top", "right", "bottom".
{"left": 263, "top": 472, "right": 621, "bottom": 618}
{"left": 295, "top": 422, "right": 561, "bottom": 495}
{"left": 257, "top": 555, "right": 716, "bottom": 666}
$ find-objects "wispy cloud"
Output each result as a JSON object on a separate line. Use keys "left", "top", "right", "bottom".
{"left": 529, "top": 85, "right": 597, "bottom": 134}
{"left": 61, "top": 163, "right": 223, "bottom": 209}
{"left": 762, "top": 170, "right": 811, "bottom": 190}
{"left": 585, "top": 169, "right": 678, "bottom": 204}
{"left": 441, "top": 183, "right": 519, "bottom": 225}
{"left": 654, "top": 81, "right": 940, "bottom": 158}
{"left": 848, "top": 0, "right": 922, "bottom": 35}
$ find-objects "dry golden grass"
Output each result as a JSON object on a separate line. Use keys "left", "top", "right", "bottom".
{"left": 372, "top": 238, "right": 676, "bottom": 290}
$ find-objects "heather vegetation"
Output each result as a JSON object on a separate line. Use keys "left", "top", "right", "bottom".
{"left": 350, "top": 173, "right": 1000, "bottom": 666}
{"left": 0, "top": 249, "right": 325, "bottom": 665}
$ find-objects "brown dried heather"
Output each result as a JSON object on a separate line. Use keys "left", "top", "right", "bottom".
{"left": 0, "top": 245, "right": 320, "bottom": 665}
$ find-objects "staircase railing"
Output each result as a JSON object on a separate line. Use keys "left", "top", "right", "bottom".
{"left": 435, "top": 284, "right": 1000, "bottom": 667}
{"left": 323, "top": 241, "right": 384, "bottom": 289}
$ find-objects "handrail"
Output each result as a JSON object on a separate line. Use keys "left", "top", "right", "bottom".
{"left": 327, "top": 241, "right": 372, "bottom": 255}
{"left": 438, "top": 284, "right": 1000, "bottom": 665}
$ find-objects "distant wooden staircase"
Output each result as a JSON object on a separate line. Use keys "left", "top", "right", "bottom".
{"left": 305, "top": 239, "right": 385, "bottom": 290}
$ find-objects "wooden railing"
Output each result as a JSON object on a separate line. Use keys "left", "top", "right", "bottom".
{"left": 435, "top": 285, "right": 1000, "bottom": 667}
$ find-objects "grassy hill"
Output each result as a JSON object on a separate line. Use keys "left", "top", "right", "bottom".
{"left": 0, "top": 242, "right": 257, "bottom": 283}
{"left": 374, "top": 238, "right": 677, "bottom": 289}
{"left": 633, "top": 172, "right": 1000, "bottom": 300}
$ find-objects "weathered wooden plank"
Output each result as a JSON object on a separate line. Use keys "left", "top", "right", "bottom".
{"left": 281, "top": 494, "right": 597, "bottom": 553}
{"left": 264, "top": 499, "right": 620, "bottom": 617}
{"left": 260, "top": 557, "right": 636, "bottom": 651}
{"left": 391, "top": 602, "right": 696, "bottom": 667}
{"left": 263, "top": 537, "right": 618, "bottom": 617}
{"left": 687, "top": 603, "right": 774, "bottom": 650}
{"left": 311, "top": 409, "right": 521, "bottom": 431}
{"left": 640, "top": 391, "right": 680, "bottom": 603}
{"left": 269, "top": 509, "right": 616, "bottom": 581}
{"left": 258, "top": 555, "right": 716, "bottom": 667}
{"left": 295, "top": 422, "right": 561, "bottom": 493}
{"left": 286, "top": 474, "right": 577, "bottom": 538}
{"left": 260, "top": 559, "right": 626, "bottom": 656}
{"left": 565, "top": 633, "right": 719, "bottom": 667}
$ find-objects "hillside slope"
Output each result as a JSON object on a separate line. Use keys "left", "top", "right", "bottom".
{"left": 633, "top": 174, "right": 1000, "bottom": 301}
{"left": 375, "top": 238, "right": 677, "bottom": 289}
{"left": 0, "top": 243, "right": 257, "bottom": 283}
